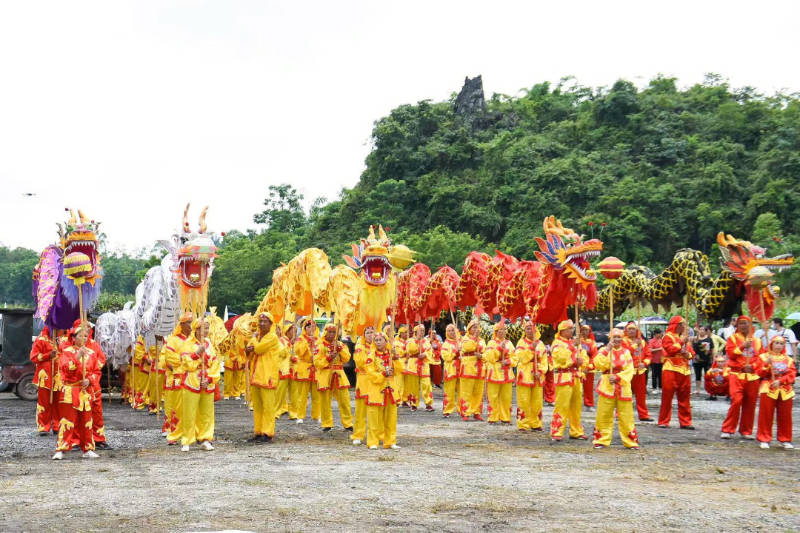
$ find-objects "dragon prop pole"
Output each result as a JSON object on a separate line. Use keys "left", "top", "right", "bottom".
{"left": 155, "top": 338, "right": 163, "bottom": 423}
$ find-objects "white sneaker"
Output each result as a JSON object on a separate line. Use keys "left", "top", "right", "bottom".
{"left": 52, "top": 451, "right": 63, "bottom": 460}
{"left": 181, "top": 445, "right": 190, "bottom": 452}
{"left": 368, "top": 445, "right": 378, "bottom": 450}
{"left": 760, "top": 442, "right": 770, "bottom": 449}
{"left": 296, "top": 419, "right": 304, "bottom": 424}
{"left": 352, "top": 439, "right": 362, "bottom": 445}
{"left": 83, "top": 450, "right": 99, "bottom": 459}
{"left": 741, "top": 434, "right": 755, "bottom": 440}
{"left": 781, "top": 442, "right": 794, "bottom": 449}
{"left": 389, "top": 444, "right": 401, "bottom": 450}
{"left": 720, "top": 432, "right": 733, "bottom": 439}
{"left": 200, "top": 441, "right": 214, "bottom": 451}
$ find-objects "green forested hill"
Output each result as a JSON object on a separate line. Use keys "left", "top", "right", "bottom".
{"left": 3, "top": 75, "right": 799, "bottom": 313}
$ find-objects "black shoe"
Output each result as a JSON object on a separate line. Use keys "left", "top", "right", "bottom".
{"left": 259, "top": 435, "right": 272, "bottom": 442}
{"left": 344, "top": 426, "right": 353, "bottom": 432}
{"left": 640, "top": 418, "right": 654, "bottom": 422}
{"left": 95, "top": 441, "right": 112, "bottom": 450}
{"left": 248, "top": 435, "right": 262, "bottom": 442}
{"left": 680, "top": 425, "right": 695, "bottom": 430}
{"left": 322, "top": 427, "right": 332, "bottom": 432}
{"left": 39, "top": 431, "right": 50, "bottom": 437}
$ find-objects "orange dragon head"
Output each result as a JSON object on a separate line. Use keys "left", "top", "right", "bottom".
{"left": 534, "top": 216, "right": 603, "bottom": 284}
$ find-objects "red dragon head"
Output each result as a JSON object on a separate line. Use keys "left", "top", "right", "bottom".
{"left": 534, "top": 216, "right": 603, "bottom": 285}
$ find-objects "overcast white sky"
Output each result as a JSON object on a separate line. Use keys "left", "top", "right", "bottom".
{"left": 1, "top": 1, "right": 798, "bottom": 255}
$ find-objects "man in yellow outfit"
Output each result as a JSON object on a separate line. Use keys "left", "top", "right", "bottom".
{"left": 364, "top": 331, "right": 402, "bottom": 449}
{"left": 246, "top": 312, "right": 283, "bottom": 442}
{"left": 290, "top": 318, "right": 319, "bottom": 423}
{"left": 550, "top": 319, "right": 589, "bottom": 441}
{"left": 148, "top": 336, "right": 167, "bottom": 415}
{"left": 275, "top": 322, "right": 295, "bottom": 419}
{"left": 131, "top": 335, "right": 151, "bottom": 410}
{"left": 403, "top": 324, "right": 435, "bottom": 412}
{"left": 223, "top": 328, "right": 246, "bottom": 400}
{"left": 164, "top": 313, "right": 192, "bottom": 443}
{"left": 314, "top": 323, "right": 354, "bottom": 431}
{"left": 592, "top": 328, "right": 639, "bottom": 449}
{"left": 484, "top": 322, "right": 517, "bottom": 424}
{"left": 515, "top": 319, "right": 548, "bottom": 431}
{"left": 393, "top": 326, "right": 409, "bottom": 406}
{"left": 351, "top": 326, "right": 375, "bottom": 445}
{"left": 459, "top": 319, "right": 486, "bottom": 421}
{"left": 179, "top": 317, "right": 221, "bottom": 451}
{"left": 440, "top": 323, "right": 461, "bottom": 417}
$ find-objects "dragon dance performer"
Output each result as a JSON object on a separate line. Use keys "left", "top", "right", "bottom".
{"left": 164, "top": 313, "right": 192, "bottom": 441}
{"left": 592, "top": 328, "right": 639, "bottom": 450}
{"left": 246, "top": 312, "right": 283, "bottom": 442}
{"left": 275, "top": 322, "right": 295, "bottom": 419}
{"left": 52, "top": 324, "right": 101, "bottom": 459}
{"left": 721, "top": 316, "right": 763, "bottom": 439}
{"left": 30, "top": 326, "right": 60, "bottom": 435}
{"left": 440, "top": 323, "right": 461, "bottom": 417}
{"left": 484, "top": 322, "right": 517, "bottom": 424}
{"left": 147, "top": 336, "right": 167, "bottom": 417}
{"left": 579, "top": 324, "right": 598, "bottom": 409}
{"left": 179, "top": 317, "right": 221, "bottom": 451}
{"left": 704, "top": 351, "right": 729, "bottom": 400}
{"left": 82, "top": 320, "right": 110, "bottom": 450}
{"left": 351, "top": 326, "right": 375, "bottom": 446}
{"left": 544, "top": 347, "right": 556, "bottom": 405}
{"left": 131, "top": 335, "right": 151, "bottom": 410}
{"left": 403, "top": 324, "right": 435, "bottom": 412}
{"left": 223, "top": 327, "right": 247, "bottom": 400}
{"left": 755, "top": 336, "right": 795, "bottom": 449}
{"left": 364, "top": 331, "right": 402, "bottom": 449}
{"left": 290, "top": 319, "right": 320, "bottom": 423}
{"left": 622, "top": 321, "right": 653, "bottom": 422}
{"left": 657, "top": 316, "right": 695, "bottom": 429}
{"left": 550, "top": 320, "right": 589, "bottom": 441}
{"left": 515, "top": 319, "right": 548, "bottom": 431}
{"left": 459, "top": 319, "right": 486, "bottom": 421}
{"left": 314, "top": 323, "right": 354, "bottom": 431}
{"left": 428, "top": 327, "right": 443, "bottom": 388}
{"left": 393, "top": 326, "right": 409, "bottom": 407}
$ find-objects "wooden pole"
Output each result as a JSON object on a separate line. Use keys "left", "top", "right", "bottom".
{"left": 609, "top": 283, "right": 615, "bottom": 332}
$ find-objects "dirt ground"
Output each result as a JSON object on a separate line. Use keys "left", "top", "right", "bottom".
{"left": 0, "top": 382, "right": 798, "bottom": 532}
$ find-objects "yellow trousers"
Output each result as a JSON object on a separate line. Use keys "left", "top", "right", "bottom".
{"left": 487, "top": 382, "right": 513, "bottom": 423}
{"left": 404, "top": 374, "right": 433, "bottom": 407}
{"left": 352, "top": 397, "right": 367, "bottom": 441}
{"left": 180, "top": 390, "right": 215, "bottom": 445}
{"left": 148, "top": 373, "right": 165, "bottom": 413}
{"left": 593, "top": 396, "right": 638, "bottom": 448}
{"left": 459, "top": 377, "right": 484, "bottom": 416}
{"left": 252, "top": 386, "right": 276, "bottom": 437}
{"left": 551, "top": 383, "right": 584, "bottom": 438}
{"left": 166, "top": 388, "right": 183, "bottom": 442}
{"left": 290, "top": 380, "right": 311, "bottom": 419}
{"left": 132, "top": 367, "right": 149, "bottom": 408}
{"left": 319, "top": 387, "right": 353, "bottom": 429}
{"left": 311, "top": 382, "right": 321, "bottom": 420}
{"left": 275, "top": 378, "right": 290, "bottom": 418}
{"left": 367, "top": 402, "right": 397, "bottom": 448}
{"left": 443, "top": 379, "right": 458, "bottom": 415}
{"left": 224, "top": 369, "right": 245, "bottom": 399}
{"left": 516, "top": 385, "right": 544, "bottom": 430}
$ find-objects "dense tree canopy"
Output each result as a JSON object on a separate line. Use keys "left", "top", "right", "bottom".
{"left": 3, "top": 74, "right": 798, "bottom": 315}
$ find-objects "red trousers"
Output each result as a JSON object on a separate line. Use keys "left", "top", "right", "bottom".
{"left": 544, "top": 370, "right": 555, "bottom": 404}
{"left": 658, "top": 370, "right": 692, "bottom": 427}
{"left": 91, "top": 396, "right": 106, "bottom": 443}
{"left": 57, "top": 406, "right": 94, "bottom": 452}
{"left": 36, "top": 388, "right": 59, "bottom": 433}
{"left": 582, "top": 373, "right": 594, "bottom": 407}
{"left": 757, "top": 394, "right": 793, "bottom": 443}
{"left": 632, "top": 372, "right": 650, "bottom": 420}
{"left": 721, "top": 376, "right": 759, "bottom": 436}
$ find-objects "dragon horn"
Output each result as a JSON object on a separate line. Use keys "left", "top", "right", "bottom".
{"left": 367, "top": 225, "right": 376, "bottom": 242}
{"left": 68, "top": 209, "right": 77, "bottom": 225}
{"left": 56, "top": 223, "right": 64, "bottom": 241}
{"left": 183, "top": 203, "right": 191, "bottom": 233}
{"left": 77, "top": 209, "right": 89, "bottom": 224}
{"left": 199, "top": 206, "right": 208, "bottom": 233}
{"left": 378, "top": 225, "right": 389, "bottom": 244}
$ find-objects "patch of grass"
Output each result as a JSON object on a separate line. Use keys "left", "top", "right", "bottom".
{"left": 376, "top": 455, "right": 395, "bottom": 462}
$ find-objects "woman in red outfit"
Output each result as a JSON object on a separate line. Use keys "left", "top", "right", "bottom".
{"left": 720, "top": 316, "right": 763, "bottom": 440}
{"left": 53, "top": 323, "right": 101, "bottom": 460}
{"left": 754, "top": 336, "right": 796, "bottom": 449}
